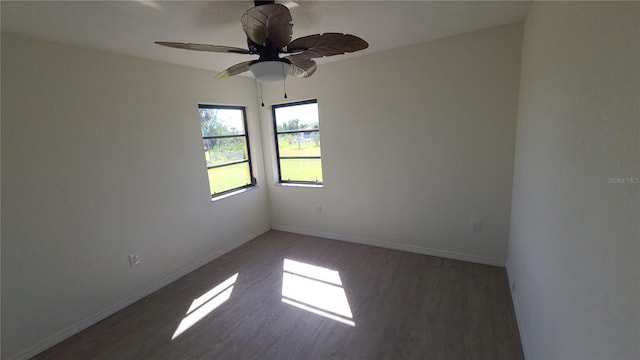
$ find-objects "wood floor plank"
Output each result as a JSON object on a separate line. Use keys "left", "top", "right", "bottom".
{"left": 33, "top": 231, "right": 524, "bottom": 359}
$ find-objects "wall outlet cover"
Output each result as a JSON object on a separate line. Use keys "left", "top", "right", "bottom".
{"left": 129, "top": 254, "right": 141, "bottom": 267}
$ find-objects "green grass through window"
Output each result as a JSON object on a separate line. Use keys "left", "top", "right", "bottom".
{"left": 280, "top": 158, "right": 323, "bottom": 183}
{"left": 207, "top": 163, "right": 251, "bottom": 195}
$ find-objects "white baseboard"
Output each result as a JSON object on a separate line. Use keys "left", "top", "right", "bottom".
{"left": 7, "top": 226, "right": 270, "bottom": 360}
{"left": 506, "top": 266, "right": 530, "bottom": 359}
{"left": 271, "top": 225, "right": 506, "bottom": 267}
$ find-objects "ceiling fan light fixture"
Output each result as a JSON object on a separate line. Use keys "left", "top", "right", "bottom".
{"left": 250, "top": 60, "right": 291, "bottom": 83}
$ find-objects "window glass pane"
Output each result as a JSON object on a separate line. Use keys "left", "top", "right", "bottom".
{"left": 274, "top": 102, "right": 319, "bottom": 132}
{"left": 199, "top": 108, "right": 246, "bottom": 137}
{"left": 207, "top": 162, "right": 251, "bottom": 195}
{"left": 198, "top": 104, "right": 254, "bottom": 198}
{"left": 279, "top": 158, "right": 323, "bottom": 183}
{"left": 277, "top": 132, "right": 321, "bottom": 157}
{"left": 272, "top": 100, "right": 322, "bottom": 185}
{"left": 203, "top": 137, "right": 248, "bottom": 167}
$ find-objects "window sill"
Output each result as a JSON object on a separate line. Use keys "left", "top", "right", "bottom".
{"left": 277, "top": 183, "right": 323, "bottom": 189}
{"left": 211, "top": 185, "right": 256, "bottom": 202}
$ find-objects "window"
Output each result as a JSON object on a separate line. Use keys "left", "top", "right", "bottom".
{"left": 198, "top": 105, "right": 255, "bottom": 197}
{"left": 272, "top": 100, "right": 323, "bottom": 184}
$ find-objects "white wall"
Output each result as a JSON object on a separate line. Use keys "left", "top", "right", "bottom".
{"left": 1, "top": 33, "right": 270, "bottom": 359}
{"left": 259, "top": 23, "right": 523, "bottom": 266}
{"left": 507, "top": 2, "right": 639, "bottom": 359}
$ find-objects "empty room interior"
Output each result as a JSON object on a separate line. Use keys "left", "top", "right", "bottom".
{"left": 1, "top": 1, "right": 638, "bottom": 359}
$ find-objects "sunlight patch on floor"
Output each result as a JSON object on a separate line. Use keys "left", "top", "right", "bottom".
{"left": 172, "top": 273, "right": 238, "bottom": 340}
{"left": 282, "top": 259, "right": 355, "bottom": 326}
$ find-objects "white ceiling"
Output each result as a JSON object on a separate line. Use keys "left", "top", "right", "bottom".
{"left": 1, "top": 1, "right": 531, "bottom": 77}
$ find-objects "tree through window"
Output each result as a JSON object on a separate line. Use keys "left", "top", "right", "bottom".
{"left": 198, "top": 105, "right": 255, "bottom": 197}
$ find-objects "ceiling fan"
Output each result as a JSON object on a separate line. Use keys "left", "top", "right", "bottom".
{"left": 155, "top": 0, "right": 368, "bottom": 83}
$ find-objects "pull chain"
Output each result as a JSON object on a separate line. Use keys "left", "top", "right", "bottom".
{"left": 259, "top": 82, "right": 265, "bottom": 107}
{"left": 282, "top": 63, "right": 288, "bottom": 99}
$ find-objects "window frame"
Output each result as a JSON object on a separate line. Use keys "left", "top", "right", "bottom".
{"left": 198, "top": 104, "right": 256, "bottom": 198}
{"left": 271, "top": 99, "right": 323, "bottom": 185}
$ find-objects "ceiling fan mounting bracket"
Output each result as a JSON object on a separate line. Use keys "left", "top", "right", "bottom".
{"left": 254, "top": 0, "right": 275, "bottom": 7}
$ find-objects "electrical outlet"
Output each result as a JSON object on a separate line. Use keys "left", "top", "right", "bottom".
{"left": 129, "top": 254, "right": 141, "bottom": 267}
{"left": 511, "top": 281, "right": 516, "bottom": 292}
{"left": 471, "top": 219, "right": 482, "bottom": 232}
{"left": 316, "top": 205, "right": 322, "bottom": 214}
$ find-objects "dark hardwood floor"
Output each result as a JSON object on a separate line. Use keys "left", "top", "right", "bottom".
{"left": 33, "top": 231, "right": 524, "bottom": 359}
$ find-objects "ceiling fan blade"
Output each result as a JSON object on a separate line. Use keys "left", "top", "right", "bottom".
{"left": 155, "top": 42, "right": 251, "bottom": 54}
{"left": 287, "top": 33, "right": 369, "bottom": 58}
{"left": 241, "top": 4, "right": 293, "bottom": 48}
{"left": 285, "top": 54, "right": 317, "bottom": 78}
{"left": 216, "top": 61, "right": 254, "bottom": 79}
